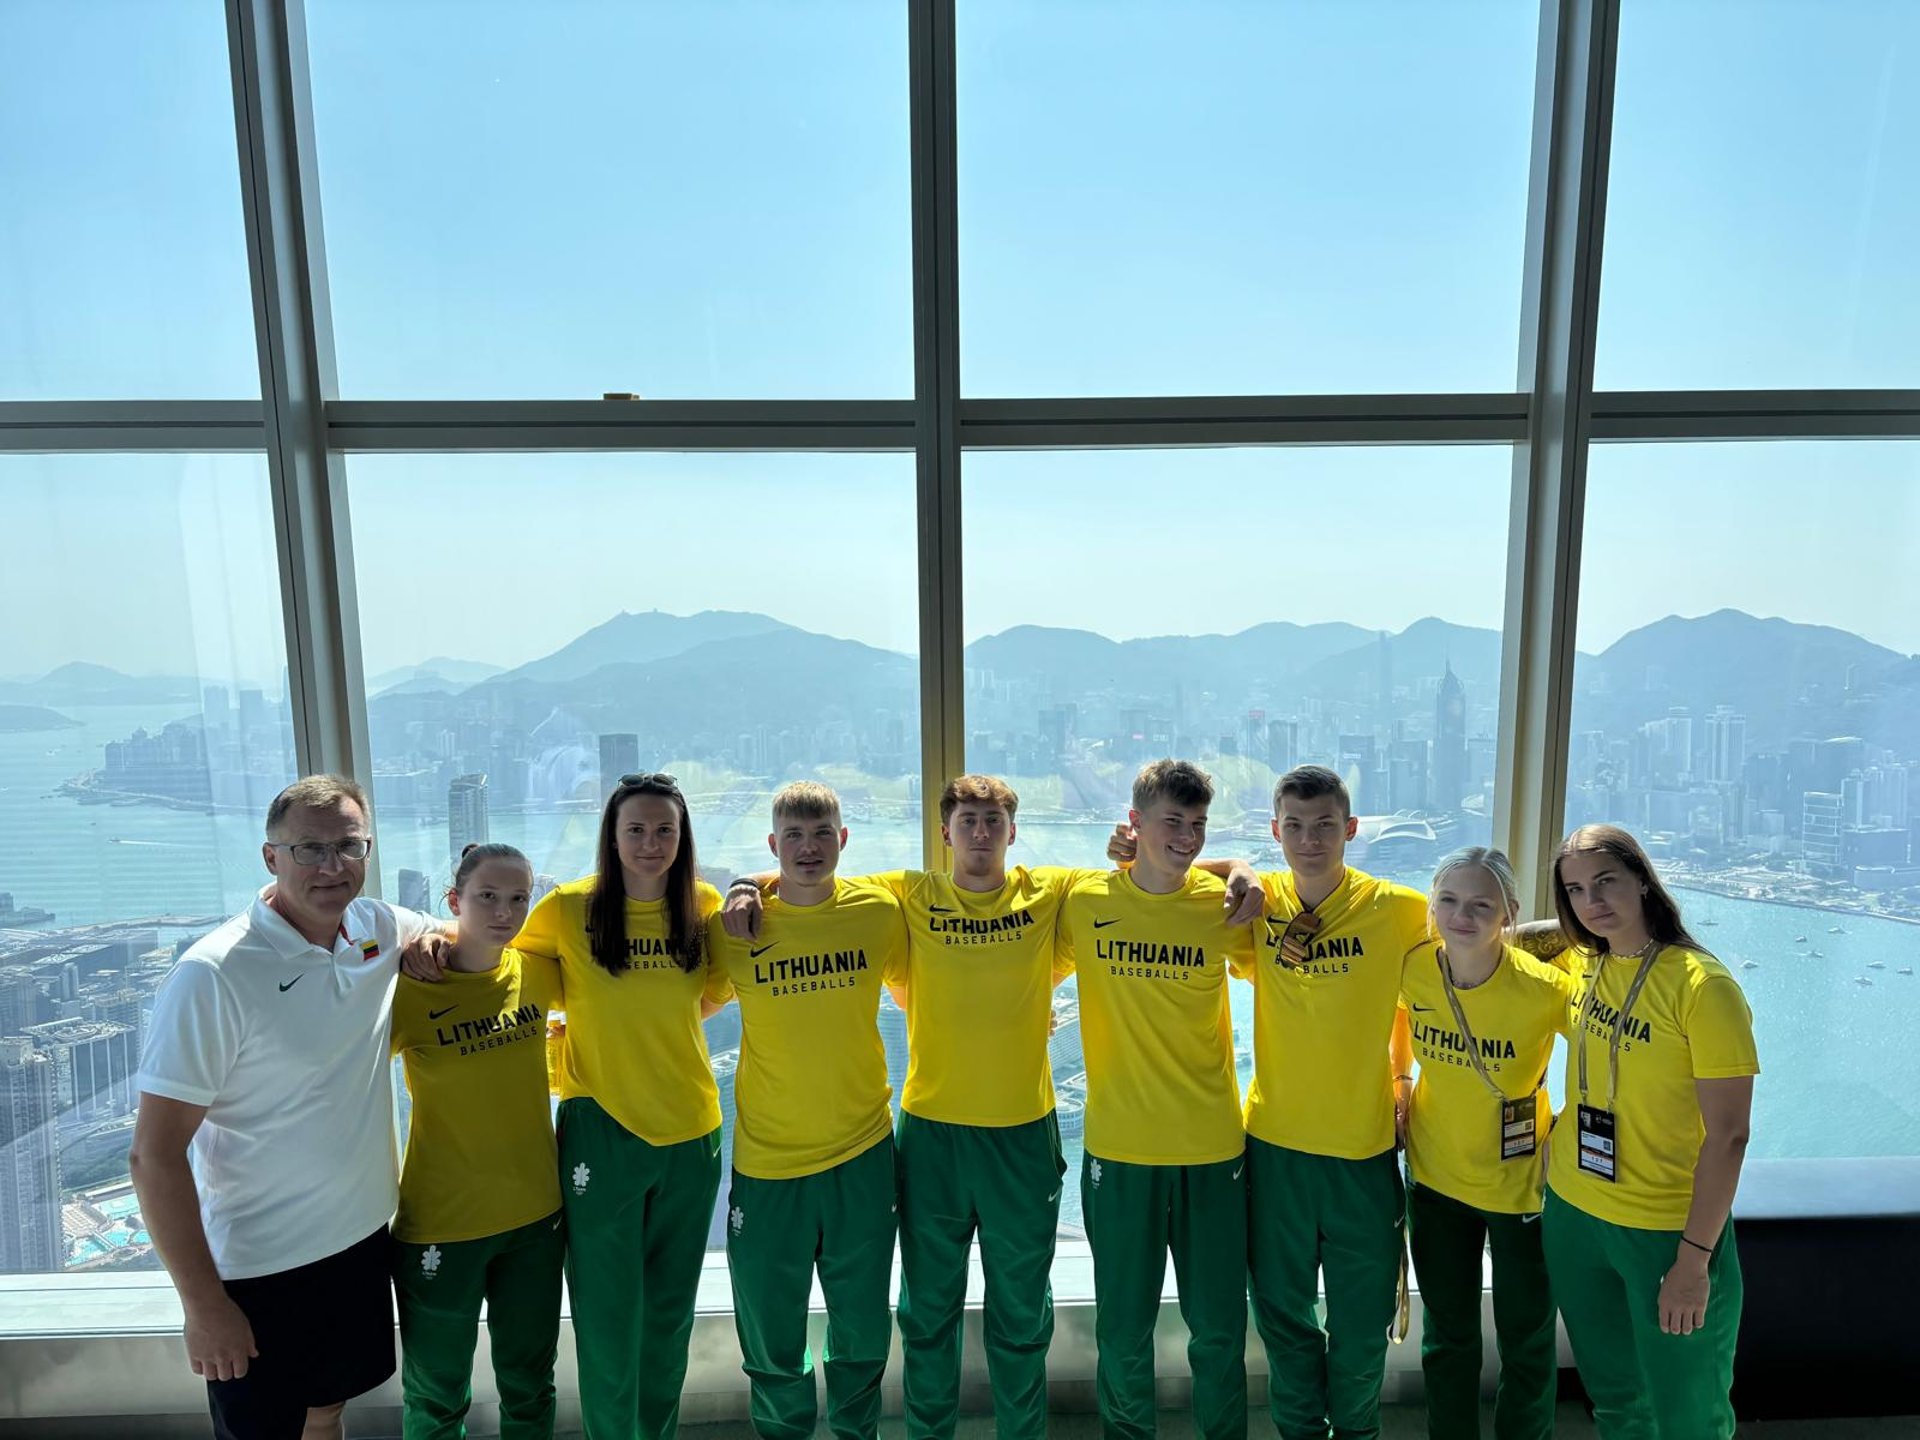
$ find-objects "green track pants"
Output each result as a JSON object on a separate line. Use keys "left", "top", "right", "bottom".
{"left": 1543, "top": 1187, "right": 1742, "bottom": 1440}
{"left": 558, "top": 1099, "right": 723, "bottom": 1440}
{"left": 1081, "top": 1149, "right": 1249, "bottom": 1440}
{"left": 726, "top": 1137, "right": 898, "bottom": 1440}
{"left": 1247, "top": 1139, "right": 1405, "bottom": 1440}
{"left": 895, "top": 1110, "right": 1063, "bottom": 1440}
{"left": 1405, "top": 1181, "right": 1556, "bottom": 1440}
{"left": 391, "top": 1211, "right": 565, "bottom": 1440}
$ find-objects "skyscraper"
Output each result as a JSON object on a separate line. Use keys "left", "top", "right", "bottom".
{"left": 1432, "top": 663, "right": 1469, "bottom": 812}
{"left": 1706, "top": 708, "right": 1747, "bottom": 784}
{"left": 448, "top": 773, "right": 490, "bottom": 867}
{"left": 1802, "top": 791, "right": 1844, "bottom": 878}
{"left": 1, "top": 1036, "right": 64, "bottom": 1272}
{"left": 397, "top": 868, "right": 433, "bottom": 914}
{"left": 598, "top": 733, "right": 640, "bottom": 800}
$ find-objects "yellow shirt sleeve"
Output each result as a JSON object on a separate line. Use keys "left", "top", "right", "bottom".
{"left": 1683, "top": 971, "right": 1760, "bottom": 1079}
{"left": 514, "top": 888, "right": 566, "bottom": 961}
{"left": 702, "top": 913, "right": 736, "bottom": 1004}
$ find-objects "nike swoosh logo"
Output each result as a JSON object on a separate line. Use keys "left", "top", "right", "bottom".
{"left": 1046, "top": 1189, "right": 1059, "bottom": 1203}
{"left": 278, "top": 974, "right": 304, "bottom": 992}
{"left": 929, "top": 905, "right": 955, "bottom": 914}
{"left": 428, "top": 1005, "right": 457, "bottom": 1020}
{"left": 1092, "top": 918, "right": 1121, "bottom": 929}
{"left": 1410, "top": 1003, "right": 1436, "bottom": 1013}
{"left": 1521, "top": 1212, "right": 1542, "bottom": 1224}
{"left": 1231, "top": 1165, "right": 1244, "bottom": 1181}
{"left": 750, "top": 944, "right": 775, "bottom": 958}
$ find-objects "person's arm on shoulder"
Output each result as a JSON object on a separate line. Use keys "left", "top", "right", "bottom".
{"left": 395, "top": 904, "right": 457, "bottom": 982}
{"left": 1390, "top": 1004, "right": 1414, "bottom": 1148}
{"left": 129, "top": 1094, "right": 258, "bottom": 1381}
{"left": 720, "top": 870, "right": 779, "bottom": 941}
{"left": 1514, "top": 918, "right": 1571, "bottom": 969}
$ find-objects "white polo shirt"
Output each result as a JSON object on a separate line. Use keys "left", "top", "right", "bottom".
{"left": 137, "top": 887, "right": 436, "bottom": 1280}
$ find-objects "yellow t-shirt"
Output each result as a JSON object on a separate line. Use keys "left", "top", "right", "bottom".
{"left": 391, "top": 950, "right": 561, "bottom": 1243}
{"left": 1548, "top": 944, "right": 1760, "bottom": 1231}
{"left": 1054, "top": 868, "right": 1255, "bottom": 1167}
{"left": 1245, "top": 867, "right": 1430, "bottom": 1159}
{"left": 704, "top": 875, "right": 906, "bottom": 1180}
{"left": 875, "top": 865, "right": 1079, "bottom": 1127}
{"left": 513, "top": 876, "right": 723, "bottom": 1146}
{"left": 1402, "top": 940, "right": 1577, "bottom": 1215}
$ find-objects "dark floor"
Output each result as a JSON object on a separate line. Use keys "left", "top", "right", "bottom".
{"left": 669, "top": 1407, "right": 1918, "bottom": 1438}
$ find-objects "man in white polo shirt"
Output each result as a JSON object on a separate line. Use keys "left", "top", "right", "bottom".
{"left": 130, "top": 774, "right": 439, "bottom": 1440}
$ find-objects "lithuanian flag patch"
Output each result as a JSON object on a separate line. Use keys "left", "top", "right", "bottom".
{"left": 357, "top": 938, "right": 381, "bottom": 961}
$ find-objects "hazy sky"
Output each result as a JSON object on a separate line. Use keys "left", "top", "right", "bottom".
{"left": 2, "top": 0, "right": 1917, "bottom": 685}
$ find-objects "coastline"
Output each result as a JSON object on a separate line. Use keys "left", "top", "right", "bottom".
{"left": 1670, "top": 876, "right": 1920, "bottom": 930}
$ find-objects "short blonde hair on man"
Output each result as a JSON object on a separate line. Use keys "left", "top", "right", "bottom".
{"left": 1131, "top": 758, "right": 1214, "bottom": 812}
{"left": 265, "top": 774, "right": 370, "bottom": 837}
{"left": 771, "top": 780, "right": 842, "bottom": 826}
{"left": 939, "top": 773, "right": 1020, "bottom": 824}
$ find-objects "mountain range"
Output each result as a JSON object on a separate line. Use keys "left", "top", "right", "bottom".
{"left": 19, "top": 607, "right": 1920, "bottom": 762}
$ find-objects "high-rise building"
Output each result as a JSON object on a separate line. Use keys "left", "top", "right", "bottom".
{"left": 1432, "top": 663, "right": 1469, "bottom": 812}
{"left": 448, "top": 773, "right": 490, "bottom": 867}
{"left": 597, "top": 733, "right": 640, "bottom": 800}
{"left": 0, "top": 968, "right": 40, "bottom": 1036}
{"left": 1706, "top": 708, "right": 1746, "bottom": 784}
{"left": 1, "top": 1036, "right": 64, "bottom": 1272}
{"left": 1802, "top": 791, "right": 1845, "bottom": 879}
{"left": 1267, "top": 719, "right": 1298, "bottom": 776}
{"left": 22, "top": 1019, "right": 138, "bottom": 1118}
{"left": 397, "top": 869, "right": 433, "bottom": 914}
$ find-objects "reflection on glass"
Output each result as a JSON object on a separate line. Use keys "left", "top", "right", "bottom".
{"left": 964, "top": 446, "right": 1513, "bottom": 1234}
{"left": 306, "top": 0, "right": 912, "bottom": 399}
{"left": 1598, "top": 0, "right": 1920, "bottom": 388}
{"left": 347, "top": 452, "right": 922, "bottom": 1243}
{"left": 958, "top": 0, "right": 1537, "bottom": 396}
{"left": 1569, "top": 442, "right": 1920, "bottom": 1161}
{"left": 0, "top": 455, "right": 292, "bottom": 1275}
{"left": 0, "top": 0, "right": 257, "bottom": 399}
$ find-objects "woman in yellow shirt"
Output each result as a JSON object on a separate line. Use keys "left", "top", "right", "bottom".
{"left": 512, "top": 772, "right": 724, "bottom": 1440}
{"left": 391, "top": 842, "right": 563, "bottom": 1440}
{"left": 1545, "top": 825, "right": 1758, "bottom": 1439}
{"left": 1399, "top": 847, "right": 1574, "bottom": 1440}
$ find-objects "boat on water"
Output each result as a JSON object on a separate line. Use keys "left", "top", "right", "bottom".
{"left": 1829, "top": 926, "right": 1847, "bottom": 934}
{"left": 1741, "top": 960, "right": 1759, "bottom": 970}
{"left": 1854, "top": 977, "right": 1874, "bottom": 987}
{"left": 1700, "top": 917, "right": 1719, "bottom": 927}
{"left": 1794, "top": 935, "right": 1808, "bottom": 943}
{"left": 1899, "top": 968, "right": 1915, "bottom": 976}
{"left": 1810, "top": 950, "right": 1825, "bottom": 958}
{"left": 1868, "top": 962, "right": 1886, "bottom": 970}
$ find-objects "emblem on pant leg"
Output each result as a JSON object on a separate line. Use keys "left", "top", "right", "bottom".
{"left": 1090, "top": 1158, "right": 1103, "bottom": 1188}
{"left": 421, "top": 1244, "right": 442, "bottom": 1278}
{"left": 730, "top": 1205, "right": 745, "bottom": 1236}
{"left": 572, "top": 1162, "right": 591, "bottom": 1194}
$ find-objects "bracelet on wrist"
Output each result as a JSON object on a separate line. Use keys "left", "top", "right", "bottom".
{"left": 727, "top": 878, "right": 759, "bottom": 892}
{"left": 1679, "top": 1234, "right": 1713, "bottom": 1255}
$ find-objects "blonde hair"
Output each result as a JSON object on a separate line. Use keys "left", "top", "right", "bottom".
{"left": 771, "top": 780, "right": 841, "bottom": 825}
{"left": 265, "top": 774, "right": 370, "bottom": 837}
{"left": 940, "top": 773, "right": 1019, "bottom": 823}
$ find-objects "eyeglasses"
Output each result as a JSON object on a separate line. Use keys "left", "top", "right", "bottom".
{"left": 618, "top": 772, "right": 680, "bottom": 790}
{"left": 1268, "top": 909, "right": 1321, "bottom": 968}
{"left": 270, "top": 837, "right": 373, "bottom": 865}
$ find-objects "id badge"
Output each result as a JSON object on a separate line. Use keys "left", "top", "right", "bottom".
{"left": 1499, "top": 1098, "right": 1537, "bottom": 1161}
{"left": 1576, "top": 1103, "right": 1617, "bottom": 1182}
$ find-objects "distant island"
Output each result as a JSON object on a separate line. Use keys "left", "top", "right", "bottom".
{"left": 0, "top": 704, "right": 81, "bottom": 734}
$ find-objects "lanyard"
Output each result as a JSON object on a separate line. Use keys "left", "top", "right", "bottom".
{"left": 1435, "top": 948, "right": 1509, "bottom": 1102}
{"left": 1575, "top": 943, "right": 1660, "bottom": 1110}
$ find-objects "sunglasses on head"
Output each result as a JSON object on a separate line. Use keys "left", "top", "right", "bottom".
{"left": 618, "top": 772, "right": 680, "bottom": 791}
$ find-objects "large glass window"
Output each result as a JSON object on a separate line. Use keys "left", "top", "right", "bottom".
{"left": 965, "top": 444, "right": 1514, "bottom": 1234}
{"left": 957, "top": 0, "right": 1538, "bottom": 396}
{"left": 0, "top": 455, "right": 293, "bottom": 1276}
{"left": 0, "top": 0, "right": 258, "bottom": 399}
{"left": 305, "top": 0, "right": 913, "bottom": 399}
{"left": 1566, "top": 441, "right": 1920, "bottom": 1161}
{"left": 347, "top": 451, "right": 921, "bottom": 1241}
{"left": 1597, "top": 0, "right": 1920, "bottom": 389}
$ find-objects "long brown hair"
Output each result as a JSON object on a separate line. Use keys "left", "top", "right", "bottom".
{"left": 1551, "top": 824, "right": 1704, "bottom": 956}
{"left": 587, "top": 773, "right": 704, "bottom": 976}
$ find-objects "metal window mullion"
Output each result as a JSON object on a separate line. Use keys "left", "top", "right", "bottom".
{"left": 910, "top": 0, "right": 965, "bottom": 867}
{"left": 0, "top": 401, "right": 265, "bottom": 453}
{"left": 227, "top": 0, "right": 371, "bottom": 801}
{"left": 1494, "top": 0, "right": 1620, "bottom": 915}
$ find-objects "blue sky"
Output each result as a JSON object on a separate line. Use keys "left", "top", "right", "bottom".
{"left": 1, "top": 0, "right": 1917, "bottom": 682}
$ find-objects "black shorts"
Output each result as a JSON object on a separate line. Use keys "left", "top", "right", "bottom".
{"left": 205, "top": 1227, "right": 395, "bottom": 1440}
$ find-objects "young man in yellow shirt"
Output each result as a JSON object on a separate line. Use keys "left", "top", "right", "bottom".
{"left": 1057, "top": 759, "right": 1259, "bottom": 1440}
{"left": 704, "top": 781, "right": 907, "bottom": 1440}
{"left": 1244, "top": 765, "right": 1429, "bottom": 1440}
{"left": 724, "top": 774, "right": 1261, "bottom": 1439}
